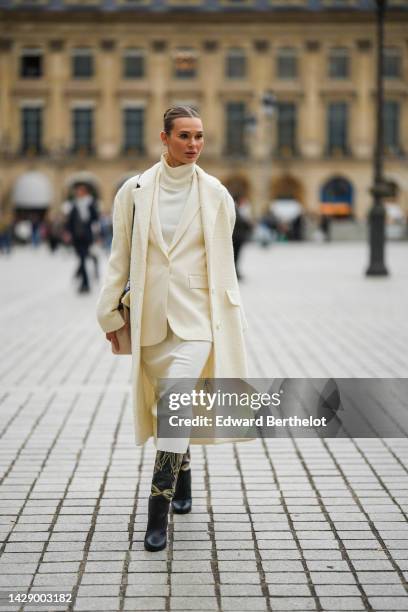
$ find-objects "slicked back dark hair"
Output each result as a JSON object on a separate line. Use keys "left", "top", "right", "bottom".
{"left": 163, "top": 105, "right": 201, "bottom": 135}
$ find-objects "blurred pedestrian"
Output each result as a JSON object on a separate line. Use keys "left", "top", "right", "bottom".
{"left": 44, "top": 209, "right": 65, "bottom": 253}
{"left": 320, "top": 214, "right": 332, "bottom": 242}
{"left": 65, "top": 183, "right": 99, "bottom": 293}
{"left": 232, "top": 195, "right": 253, "bottom": 280}
{"left": 0, "top": 209, "right": 13, "bottom": 255}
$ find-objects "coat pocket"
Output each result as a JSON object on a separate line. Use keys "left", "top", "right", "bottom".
{"left": 189, "top": 274, "right": 209, "bottom": 289}
{"left": 225, "top": 289, "right": 241, "bottom": 306}
{"left": 225, "top": 289, "right": 248, "bottom": 331}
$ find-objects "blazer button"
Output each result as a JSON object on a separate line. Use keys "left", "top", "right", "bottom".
{"left": 216, "top": 321, "right": 221, "bottom": 330}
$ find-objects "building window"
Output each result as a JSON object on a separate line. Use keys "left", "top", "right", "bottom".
{"left": 276, "top": 48, "right": 298, "bottom": 80}
{"left": 225, "top": 102, "right": 247, "bottom": 156}
{"left": 277, "top": 102, "right": 297, "bottom": 155}
{"left": 72, "top": 108, "right": 94, "bottom": 153}
{"left": 123, "top": 107, "right": 145, "bottom": 154}
{"left": 123, "top": 48, "right": 145, "bottom": 79}
{"left": 384, "top": 47, "right": 401, "bottom": 79}
{"left": 173, "top": 48, "right": 197, "bottom": 79}
{"left": 20, "top": 49, "right": 43, "bottom": 78}
{"left": 327, "top": 102, "right": 348, "bottom": 155}
{"left": 328, "top": 47, "right": 350, "bottom": 79}
{"left": 384, "top": 101, "right": 401, "bottom": 154}
{"left": 21, "top": 107, "right": 43, "bottom": 153}
{"left": 72, "top": 49, "right": 94, "bottom": 79}
{"left": 225, "top": 48, "right": 247, "bottom": 79}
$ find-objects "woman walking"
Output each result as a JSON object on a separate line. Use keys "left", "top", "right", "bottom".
{"left": 96, "top": 106, "right": 248, "bottom": 552}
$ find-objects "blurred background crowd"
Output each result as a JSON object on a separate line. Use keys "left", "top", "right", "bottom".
{"left": 0, "top": 0, "right": 407, "bottom": 282}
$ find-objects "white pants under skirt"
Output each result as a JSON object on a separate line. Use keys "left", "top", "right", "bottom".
{"left": 141, "top": 323, "right": 213, "bottom": 454}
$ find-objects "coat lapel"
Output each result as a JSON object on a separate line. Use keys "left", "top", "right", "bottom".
{"left": 131, "top": 163, "right": 160, "bottom": 257}
{"left": 196, "top": 166, "right": 223, "bottom": 242}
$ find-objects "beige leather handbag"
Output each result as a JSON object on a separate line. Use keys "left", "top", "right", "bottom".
{"left": 111, "top": 291, "right": 131, "bottom": 355}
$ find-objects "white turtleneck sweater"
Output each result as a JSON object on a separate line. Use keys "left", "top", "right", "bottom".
{"left": 158, "top": 154, "right": 195, "bottom": 247}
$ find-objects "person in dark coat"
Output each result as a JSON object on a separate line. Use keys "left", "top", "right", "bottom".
{"left": 232, "top": 195, "right": 253, "bottom": 280}
{"left": 66, "top": 183, "right": 99, "bottom": 293}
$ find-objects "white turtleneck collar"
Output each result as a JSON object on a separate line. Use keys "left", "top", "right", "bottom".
{"left": 160, "top": 153, "right": 195, "bottom": 191}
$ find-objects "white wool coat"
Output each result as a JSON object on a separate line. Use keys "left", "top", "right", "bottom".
{"left": 96, "top": 161, "right": 249, "bottom": 446}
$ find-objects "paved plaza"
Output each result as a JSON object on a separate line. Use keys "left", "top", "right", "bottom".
{"left": 1, "top": 241, "right": 408, "bottom": 612}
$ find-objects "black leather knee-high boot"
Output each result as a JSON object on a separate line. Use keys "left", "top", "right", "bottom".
{"left": 144, "top": 451, "right": 183, "bottom": 552}
{"left": 172, "top": 446, "right": 192, "bottom": 514}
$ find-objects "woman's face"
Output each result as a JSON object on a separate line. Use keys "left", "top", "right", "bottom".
{"left": 160, "top": 117, "right": 204, "bottom": 166}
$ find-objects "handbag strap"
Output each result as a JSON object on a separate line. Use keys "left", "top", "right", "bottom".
{"left": 123, "top": 172, "right": 143, "bottom": 295}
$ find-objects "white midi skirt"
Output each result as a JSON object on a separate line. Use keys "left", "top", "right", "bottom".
{"left": 141, "top": 323, "right": 212, "bottom": 453}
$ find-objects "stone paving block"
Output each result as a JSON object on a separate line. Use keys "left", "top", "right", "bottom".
{"left": 318, "top": 597, "right": 365, "bottom": 610}
{"left": 170, "top": 597, "right": 218, "bottom": 610}
{"left": 220, "top": 584, "right": 263, "bottom": 597}
{"left": 0, "top": 563, "right": 37, "bottom": 574}
{"left": 363, "top": 584, "right": 407, "bottom": 596}
{"left": 171, "top": 573, "right": 215, "bottom": 585}
{"left": 33, "top": 573, "right": 78, "bottom": 587}
{"left": 171, "top": 585, "right": 216, "bottom": 597}
{"left": 308, "top": 572, "right": 357, "bottom": 584}
{"left": 314, "top": 585, "right": 360, "bottom": 597}
{"left": 306, "top": 560, "right": 350, "bottom": 572}
{"left": 76, "top": 585, "right": 121, "bottom": 597}
{"left": 218, "top": 572, "right": 260, "bottom": 585}
{"left": 73, "top": 596, "right": 121, "bottom": 611}
{"left": 261, "top": 560, "right": 304, "bottom": 572}
{"left": 83, "top": 561, "right": 123, "bottom": 573}
{"left": 124, "top": 597, "right": 167, "bottom": 610}
{"left": 81, "top": 573, "right": 123, "bottom": 585}
{"left": 367, "top": 597, "right": 408, "bottom": 610}
{"left": 171, "top": 560, "right": 212, "bottom": 573}
{"left": 128, "top": 560, "right": 167, "bottom": 573}
{"left": 356, "top": 571, "right": 401, "bottom": 584}
{"left": 126, "top": 584, "right": 169, "bottom": 597}
{"left": 172, "top": 549, "right": 212, "bottom": 561}
{"left": 268, "top": 596, "right": 317, "bottom": 610}
{"left": 264, "top": 572, "right": 308, "bottom": 584}
{"left": 267, "top": 584, "right": 311, "bottom": 597}
{"left": 217, "top": 560, "right": 258, "bottom": 572}
{"left": 0, "top": 576, "right": 32, "bottom": 587}
{"left": 259, "top": 550, "right": 302, "bottom": 560}
{"left": 37, "top": 562, "right": 81, "bottom": 573}
{"left": 221, "top": 596, "right": 268, "bottom": 611}
{"left": 127, "top": 573, "right": 168, "bottom": 585}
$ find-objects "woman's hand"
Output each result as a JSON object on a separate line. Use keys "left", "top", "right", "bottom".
{"left": 106, "top": 330, "right": 120, "bottom": 352}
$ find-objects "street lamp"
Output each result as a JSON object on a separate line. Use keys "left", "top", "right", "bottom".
{"left": 366, "top": 0, "right": 389, "bottom": 276}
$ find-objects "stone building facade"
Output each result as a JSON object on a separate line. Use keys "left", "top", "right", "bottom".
{"left": 0, "top": 0, "right": 407, "bottom": 221}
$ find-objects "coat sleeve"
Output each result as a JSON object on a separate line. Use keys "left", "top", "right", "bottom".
{"left": 223, "top": 186, "right": 236, "bottom": 234}
{"left": 96, "top": 185, "right": 132, "bottom": 334}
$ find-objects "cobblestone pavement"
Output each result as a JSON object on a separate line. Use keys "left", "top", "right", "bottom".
{"left": 1, "top": 242, "right": 408, "bottom": 612}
